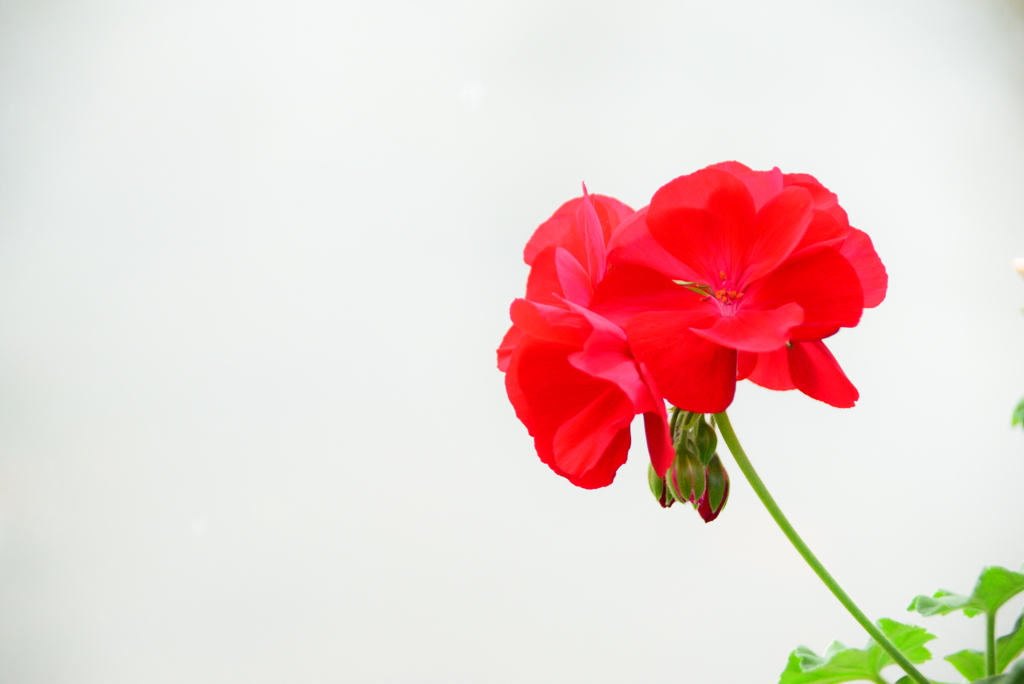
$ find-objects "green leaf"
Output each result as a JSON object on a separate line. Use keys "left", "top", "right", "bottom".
{"left": 973, "top": 567, "right": 1024, "bottom": 615}
{"left": 908, "top": 590, "right": 975, "bottom": 617}
{"left": 997, "top": 607, "right": 1024, "bottom": 673}
{"left": 972, "top": 659, "right": 1024, "bottom": 684}
{"left": 945, "top": 649, "right": 986, "bottom": 682}
{"left": 1013, "top": 398, "right": 1024, "bottom": 428}
{"left": 778, "top": 620, "right": 935, "bottom": 684}
{"left": 909, "top": 567, "right": 1024, "bottom": 619}
{"left": 780, "top": 641, "right": 876, "bottom": 684}
{"left": 877, "top": 618, "right": 936, "bottom": 663}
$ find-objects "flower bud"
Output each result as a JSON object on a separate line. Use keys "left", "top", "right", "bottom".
{"left": 693, "top": 417, "right": 718, "bottom": 467}
{"left": 648, "top": 463, "right": 674, "bottom": 508}
{"left": 696, "top": 454, "right": 730, "bottom": 523}
{"left": 667, "top": 449, "right": 705, "bottom": 505}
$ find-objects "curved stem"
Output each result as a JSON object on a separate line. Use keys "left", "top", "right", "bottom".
{"left": 713, "top": 411, "right": 932, "bottom": 684}
{"left": 986, "top": 611, "right": 997, "bottom": 677}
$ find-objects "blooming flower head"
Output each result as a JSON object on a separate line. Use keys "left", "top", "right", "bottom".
{"left": 595, "top": 162, "right": 886, "bottom": 413}
{"left": 498, "top": 190, "right": 674, "bottom": 489}
{"left": 498, "top": 163, "right": 886, "bottom": 492}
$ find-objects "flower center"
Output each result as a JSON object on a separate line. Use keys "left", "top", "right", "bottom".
{"left": 675, "top": 274, "right": 747, "bottom": 313}
{"left": 714, "top": 288, "right": 744, "bottom": 304}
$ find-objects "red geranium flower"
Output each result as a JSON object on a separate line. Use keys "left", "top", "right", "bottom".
{"left": 594, "top": 163, "right": 886, "bottom": 413}
{"left": 498, "top": 191, "right": 674, "bottom": 488}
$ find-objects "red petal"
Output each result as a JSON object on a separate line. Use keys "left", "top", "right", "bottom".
{"left": 576, "top": 191, "right": 607, "bottom": 288}
{"left": 592, "top": 195, "right": 634, "bottom": 243}
{"left": 552, "top": 385, "right": 635, "bottom": 487}
{"left": 524, "top": 199, "right": 576, "bottom": 266}
{"left": 555, "top": 247, "right": 593, "bottom": 306}
{"left": 524, "top": 194, "right": 633, "bottom": 267}
{"left": 794, "top": 210, "right": 849, "bottom": 254}
{"left": 643, "top": 410, "right": 674, "bottom": 477}
{"left": 710, "top": 162, "right": 784, "bottom": 211}
{"left": 524, "top": 246, "right": 564, "bottom": 305}
{"left": 789, "top": 324, "right": 840, "bottom": 342}
{"left": 590, "top": 265, "right": 707, "bottom": 328}
{"left": 504, "top": 338, "right": 534, "bottom": 427}
{"left": 625, "top": 311, "right": 737, "bottom": 413}
{"left": 560, "top": 302, "right": 651, "bottom": 410}
{"left": 606, "top": 207, "right": 705, "bottom": 282}
{"left": 569, "top": 428, "right": 632, "bottom": 489}
{"left": 741, "top": 185, "right": 814, "bottom": 283}
{"left": 783, "top": 173, "right": 850, "bottom": 225}
{"left": 788, "top": 340, "right": 859, "bottom": 408}
{"left": 708, "top": 161, "right": 752, "bottom": 174}
{"left": 638, "top": 362, "right": 673, "bottom": 477}
{"left": 736, "top": 351, "right": 757, "bottom": 380}
{"left": 646, "top": 168, "right": 757, "bottom": 285}
{"left": 745, "top": 347, "right": 796, "bottom": 390}
{"left": 506, "top": 337, "right": 636, "bottom": 488}
{"left": 509, "top": 299, "right": 589, "bottom": 347}
{"left": 691, "top": 303, "right": 804, "bottom": 353}
{"left": 497, "top": 324, "right": 525, "bottom": 371}
{"left": 746, "top": 246, "right": 863, "bottom": 331}
{"left": 840, "top": 228, "right": 887, "bottom": 308}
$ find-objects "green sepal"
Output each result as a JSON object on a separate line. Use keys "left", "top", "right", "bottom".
{"left": 673, "top": 423, "right": 693, "bottom": 458}
{"left": 648, "top": 463, "right": 663, "bottom": 500}
{"left": 705, "top": 454, "right": 728, "bottom": 512}
{"left": 945, "top": 649, "right": 986, "bottom": 682}
{"left": 908, "top": 566, "right": 1024, "bottom": 619}
{"left": 667, "top": 450, "right": 704, "bottom": 504}
{"left": 1013, "top": 398, "right": 1024, "bottom": 428}
{"left": 778, "top": 619, "right": 935, "bottom": 684}
{"left": 671, "top": 409, "right": 699, "bottom": 440}
{"left": 694, "top": 417, "right": 718, "bottom": 467}
{"left": 648, "top": 463, "right": 673, "bottom": 508}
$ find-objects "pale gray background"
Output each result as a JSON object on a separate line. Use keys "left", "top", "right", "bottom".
{"left": 2, "top": 1, "right": 1024, "bottom": 682}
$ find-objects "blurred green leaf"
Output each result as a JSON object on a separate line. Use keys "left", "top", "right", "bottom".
{"left": 1012, "top": 398, "right": 1024, "bottom": 428}
{"left": 778, "top": 620, "right": 934, "bottom": 684}
{"left": 972, "top": 659, "right": 1024, "bottom": 684}
{"left": 909, "top": 567, "right": 1024, "bottom": 619}
{"left": 908, "top": 590, "right": 975, "bottom": 617}
{"left": 946, "top": 649, "right": 986, "bottom": 682}
{"left": 973, "top": 567, "right": 1024, "bottom": 615}
{"left": 949, "top": 607, "right": 1024, "bottom": 680}
{"left": 997, "top": 608, "right": 1024, "bottom": 673}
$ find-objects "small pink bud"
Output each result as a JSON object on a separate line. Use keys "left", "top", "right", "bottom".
{"left": 696, "top": 455, "right": 730, "bottom": 523}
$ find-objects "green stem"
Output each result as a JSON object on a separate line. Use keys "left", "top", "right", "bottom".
{"left": 713, "top": 411, "right": 932, "bottom": 684}
{"left": 986, "top": 611, "right": 997, "bottom": 677}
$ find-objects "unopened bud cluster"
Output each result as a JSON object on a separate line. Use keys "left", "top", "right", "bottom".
{"left": 648, "top": 410, "right": 730, "bottom": 522}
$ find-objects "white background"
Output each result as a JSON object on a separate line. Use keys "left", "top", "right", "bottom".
{"left": 2, "top": 1, "right": 1024, "bottom": 682}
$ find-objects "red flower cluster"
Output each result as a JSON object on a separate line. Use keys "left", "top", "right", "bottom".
{"left": 498, "top": 162, "right": 886, "bottom": 491}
